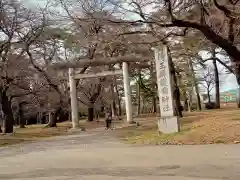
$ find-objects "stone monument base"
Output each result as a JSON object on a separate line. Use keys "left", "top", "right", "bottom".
{"left": 158, "top": 116, "right": 180, "bottom": 134}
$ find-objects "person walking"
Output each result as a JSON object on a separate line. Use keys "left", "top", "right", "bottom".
{"left": 105, "top": 111, "right": 113, "bottom": 130}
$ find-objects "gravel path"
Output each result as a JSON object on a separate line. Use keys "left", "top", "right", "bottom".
{"left": 0, "top": 129, "right": 240, "bottom": 180}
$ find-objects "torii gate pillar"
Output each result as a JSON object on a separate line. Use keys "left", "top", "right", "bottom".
{"left": 69, "top": 68, "right": 79, "bottom": 128}
{"left": 122, "top": 62, "right": 133, "bottom": 123}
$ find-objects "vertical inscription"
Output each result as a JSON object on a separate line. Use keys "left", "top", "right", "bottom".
{"left": 158, "top": 51, "right": 172, "bottom": 114}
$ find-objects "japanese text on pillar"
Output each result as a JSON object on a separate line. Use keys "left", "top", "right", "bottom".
{"left": 159, "top": 57, "right": 171, "bottom": 113}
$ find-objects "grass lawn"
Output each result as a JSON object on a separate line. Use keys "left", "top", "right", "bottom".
{"left": 115, "top": 107, "right": 240, "bottom": 145}
{"left": 0, "top": 122, "right": 72, "bottom": 147}
{"left": 0, "top": 119, "right": 107, "bottom": 147}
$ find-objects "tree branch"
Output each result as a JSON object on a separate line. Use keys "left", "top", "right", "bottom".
{"left": 160, "top": 0, "right": 240, "bottom": 61}
{"left": 26, "top": 47, "right": 62, "bottom": 103}
{"left": 77, "top": 98, "right": 88, "bottom": 106}
{"left": 170, "top": 19, "right": 240, "bottom": 61}
{"left": 11, "top": 91, "right": 35, "bottom": 99}
{"left": 213, "top": 0, "right": 234, "bottom": 18}
{"left": 202, "top": 57, "right": 234, "bottom": 74}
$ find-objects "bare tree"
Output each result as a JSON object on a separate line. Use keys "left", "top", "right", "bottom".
{"left": 199, "top": 68, "right": 216, "bottom": 104}
{"left": 0, "top": 1, "right": 51, "bottom": 133}
{"left": 106, "top": 0, "right": 240, "bottom": 91}
{"left": 77, "top": 76, "right": 106, "bottom": 122}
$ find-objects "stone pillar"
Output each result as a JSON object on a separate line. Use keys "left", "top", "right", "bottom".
{"left": 69, "top": 68, "right": 79, "bottom": 129}
{"left": 153, "top": 45, "right": 180, "bottom": 133}
{"left": 122, "top": 62, "right": 133, "bottom": 123}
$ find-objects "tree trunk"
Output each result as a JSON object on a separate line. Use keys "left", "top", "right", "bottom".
{"left": 235, "top": 84, "right": 240, "bottom": 108}
{"left": 46, "top": 107, "right": 61, "bottom": 127}
{"left": 113, "top": 100, "right": 117, "bottom": 116}
{"left": 100, "top": 106, "right": 104, "bottom": 112}
{"left": 196, "top": 91, "right": 202, "bottom": 110}
{"left": 188, "top": 97, "right": 192, "bottom": 112}
{"left": 68, "top": 110, "right": 72, "bottom": 121}
{"left": 187, "top": 91, "right": 192, "bottom": 112}
{"left": 175, "top": 88, "right": 183, "bottom": 117}
{"left": 49, "top": 113, "right": 57, "bottom": 127}
{"left": 58, "top": 110, "right": 68, "bottom": 122}
{"left": 117, "top": 98, "right": 122, "bottom": 117}
{"left": 113, "top": 76, "right": 122, "bottom": 116}
{"left": 0, "top": 118, "right": 2, "bottom": 132}
{"left": 1, "top": 90, "right": 14, "bottom": 133}
{"left": 177, "top": 71, "right": 188, "bottom": 112}
{"left": 234, "top": 65, "right": 240, "bottom": 108}
{"left": 137, "top": 72, "right": 141, "bottom": 115}
{"left": 19, "top": 109, "right": 25, "bottom": 128}
{"left": 88, "top": 106, "right": 94, "bottom": 122}
{"left": 110, "top": 83, "right": 117, "bottom": 117}
{"left": 237, "top": 86, "right": 240, "bottom": 108}
{"left": 168, "top": 47, "right": 183, "bottom": 117}
{"left": 94, "top": 108, "right": 99, "bottom": 121}
{"left": 2, "top": 110, "right": 14, "bottom": 133}
{"left": 213, "top": 58, "right": 220, "bottom": 108}
{"left": 183, "top": 91, "right": 188, "bottom": 111}
{"left": 152, "top": 95, "right": 157, "bottom": 113}
{"left": 149, "top": 62, "right": 157, "bottom": 114}
{"left": 141, "top": 97, "right": 145, "bottom": 114}
{"left": 111, "top": 103, "right": 115, "bottom": 117}
{"left": 37, "top": 112, "right": 43, "bottom": 124}
{"left": 19, "top": 102, "right": 26, "bottom": 128}
{"left": 207, "top": 91, "right": 211, "bottom": 103}
{"left": 188, "top": 58, "right": 202, "bottom": 111}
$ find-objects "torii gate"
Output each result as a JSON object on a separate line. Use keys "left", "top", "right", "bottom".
{"left": 53, "top": 45, "right": 180, "bottom": 133}
{"left": 68, "top": 62, "right": 133, "bottom": 128}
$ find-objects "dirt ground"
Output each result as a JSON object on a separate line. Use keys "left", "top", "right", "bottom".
{"left": 115, "top": 106, "right": 240, "bottom": 145}
{"left": 0, "top": 120, "right": 111, "bottom": 147}
{"left": 1, "top": 129, "right": 240, "bottom": 180}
